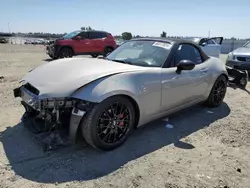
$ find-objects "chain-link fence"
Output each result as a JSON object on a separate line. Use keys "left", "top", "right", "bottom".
{"left": 221, "top": 39, "right": 248, "bottom": 54}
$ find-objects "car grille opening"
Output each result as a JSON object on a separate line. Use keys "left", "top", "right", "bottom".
{"left": 234, "top": 65, "right": 250, "bottom": 70}
{"left": 237, "top": 57, "right": 250, "bottom": 62}
{"left": 23, "top": 83, "right": 40, "bottom": 95}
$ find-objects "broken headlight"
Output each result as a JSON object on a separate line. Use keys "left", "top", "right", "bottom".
{"left": 40, "top": 98, "right": 76, "bottom": 109}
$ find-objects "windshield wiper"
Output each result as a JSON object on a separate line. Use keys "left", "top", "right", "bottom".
{"left": 110, "top": 59, "right": 132, "bottom": 65}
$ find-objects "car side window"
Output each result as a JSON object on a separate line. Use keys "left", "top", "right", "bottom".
{"left": 174, "top": 44, "right": 203, "bottom": 66}
{"left": 207, "top": 39, "right": 215, "bottom": 45}
{"left": 100, "top": 33, "right": 107, "bottom": 38}
{"left": 89, "top": 32, "right": 106, "bottom": 39}
{"left": 79, "top": 32, "right": 88, "bottom": 39}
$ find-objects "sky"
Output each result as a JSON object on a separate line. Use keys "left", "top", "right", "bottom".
{"left": 0, "top": 0, "right": 250, "bottom": 38}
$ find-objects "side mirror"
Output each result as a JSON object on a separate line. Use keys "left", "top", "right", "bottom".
{"left": 176, "top": 60, "right": 195, "bottom": 74}
{"left": 75, "top": 36, "right": 81, "bottom": 40}
{"left": 201, "top": 42, "right": 207, "bottom": 47}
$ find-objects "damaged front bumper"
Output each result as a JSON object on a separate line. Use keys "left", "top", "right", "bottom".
{"left": 226, "top": 66, "right": 249, "bottom": 88}
{"left": 13, "top": 85, "right": 94, "bottom": 150}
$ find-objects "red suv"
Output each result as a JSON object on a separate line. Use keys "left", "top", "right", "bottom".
{"left": 46, "top": 30, "right": 117, "bottom": 59}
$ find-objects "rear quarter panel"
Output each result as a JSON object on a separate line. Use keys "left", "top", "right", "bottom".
{"left": 71, "top": 69, "right": 162, "bottom": 126}
{"left": 203, "top": 57, "right": 228, "bottom": 98}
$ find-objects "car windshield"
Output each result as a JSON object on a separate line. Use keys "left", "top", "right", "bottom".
{"left": 106, "top": 40, "right": 172, "bottom": 67}
{"left": 62, "top": 31, "right": 81, "bottom": 39}
{"left": 244, "top": 41, "right": 250, "bottom": 48}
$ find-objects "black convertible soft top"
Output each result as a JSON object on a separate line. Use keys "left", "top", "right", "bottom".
{"left": 130, "top": 37, "right": 210, "bottom": 67}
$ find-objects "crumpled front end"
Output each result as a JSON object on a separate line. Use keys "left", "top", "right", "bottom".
{"left": 13, "top": 82, "right": 94, "bottom": 150}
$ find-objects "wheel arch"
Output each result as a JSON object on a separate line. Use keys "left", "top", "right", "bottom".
{"left": 58, "top": 45, "right": 75, "bottom": 55}
{"left": 104, "top": 45, "right": 114, "bottom": 50}
{"left": 103, "top": 45, "right": 115, "bottom": 54}
{"left": 71, "top": 93, "right": 141, "bottom": 144}
{"left": 107, "top": 94, "right": 140, "bottom": 129}
{"left": 74, "top": 91, "right": 141, "bottom": 128}
{"left": 220, "top": 73, "right": 229, "bottom": 81}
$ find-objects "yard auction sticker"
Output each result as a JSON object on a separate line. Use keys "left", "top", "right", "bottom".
{"left": 152, "top": 42, "right": 172, "bottom": 49}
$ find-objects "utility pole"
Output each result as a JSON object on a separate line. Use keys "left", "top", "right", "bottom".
{"left": 8, "top": 23, "right": 11, "bottom": 33}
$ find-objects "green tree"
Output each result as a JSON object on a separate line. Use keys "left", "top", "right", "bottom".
{"left": 81, "top": 27, "right": 86, "bottom": 31}
{"left": 160, "top": 31, "right": 167, "bottom": 38}
{"left": 122, "top": 32, "right": 132, "bottom": 40}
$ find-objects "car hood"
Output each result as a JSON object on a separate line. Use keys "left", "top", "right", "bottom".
{"left": 22, "top": 57, "right": 149, "bottom": 99}
{"left": 233, "top": 47, "right": 250, "bottom": 56}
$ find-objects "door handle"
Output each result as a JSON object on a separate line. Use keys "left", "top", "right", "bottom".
{"left": 200, "top": 68, "right": 208, "bottom": 76}
{"left": 201, "top": 68, "right": 208, "bottom": 72}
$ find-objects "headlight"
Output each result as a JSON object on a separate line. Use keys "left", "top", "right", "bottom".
{"left": 227, "top": 52, "right": 236, "bottom": 61}
{"left": 41, "top": 98, "right": 76, "bottom": 109}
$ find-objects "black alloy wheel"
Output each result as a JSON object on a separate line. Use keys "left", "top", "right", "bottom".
{"left": 97, "top": 102, "right": 130, "bottom": 144}
{"left": 205, "top": 75, "right": 227, "bottom": 107}
{"left": 81, "top": 96, "right": 135, "bottom": 150}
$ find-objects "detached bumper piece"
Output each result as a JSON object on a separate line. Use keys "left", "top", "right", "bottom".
{"left": 21, "top": 111, "right": 72, "bottom": 151}
{"left": 226, "top": 66, "right": 248, "bottom": 88}
{"left": 13, "top": 87, "right": 21, "bottom": 98}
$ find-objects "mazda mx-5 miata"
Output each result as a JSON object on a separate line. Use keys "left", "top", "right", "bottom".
{"left": 14, "top": 38, "right": 228, "bottom": 151}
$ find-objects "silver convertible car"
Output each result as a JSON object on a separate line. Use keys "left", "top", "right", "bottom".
{"left": 13, "top": 38, "right": 228, "bottom": 151}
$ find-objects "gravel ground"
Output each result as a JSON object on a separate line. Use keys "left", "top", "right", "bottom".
{"left": 0, "top": 44, "right": 250, "bottom": 188}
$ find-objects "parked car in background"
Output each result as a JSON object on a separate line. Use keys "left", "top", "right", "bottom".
{"left": 226, "top": 40, "right": 250, "bottom": 73}
{"left": 14, "top": 38, "right": 228, "bottom": 151}
{"left": 115, "top": 39, "right": 125, "bottom": 47}
{"left": 46, "top": 30, "right": 117, "bottom": 59}
{"left": 186, "top": 37, "right": 223, "bottom": 58}
{"left": 24, "top": 40, "right": 32, "bottom": 44}
{"left": 0, "top": 37, "right": 8, "bottom": 44}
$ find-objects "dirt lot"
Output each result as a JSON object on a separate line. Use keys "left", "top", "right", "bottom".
{"left": 0, "top": 44, "right": 250, "bottom": 188}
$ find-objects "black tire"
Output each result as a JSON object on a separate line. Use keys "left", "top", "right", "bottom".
{"left": 81, "top": 96, "right": 135, "bottom": 151}
{"left": 58, "top": 47, "right": 73, "bottom": 58}
{"left": 91, "top": 54, "right": 98, "bottom": 58}
{"left": 49, "top": 54, "right": 57, "bottom": 60}
{"left": 103, "top": 47, "right": 114, "bottom": 57}
{"left": 204, "top": 75, "right": 227, "bottom": 107}
{"left": 240, "top": 77, "right": 248, "bottom": 89}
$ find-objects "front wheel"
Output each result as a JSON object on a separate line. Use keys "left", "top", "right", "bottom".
{"left": 204, "top": 75, "right": 228, "bottom": 107}
{"left": 58, "top": 48, "right": 73, "bottom": 58}
{"left": 81, "top": 96, "right": 135, "bottom": 151}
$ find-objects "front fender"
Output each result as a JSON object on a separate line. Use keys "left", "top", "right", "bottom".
{"left": 71, "top": 70, "right": 162, "bottom": 126}
{"left": 71, "top": 74, "right": 140, "bottom": 103}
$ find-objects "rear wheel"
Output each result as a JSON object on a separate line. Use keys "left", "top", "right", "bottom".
{"left": 91, "top": 54, "right": 98, "bottom": 58}
{"left": 81, "top": 96, "right": 135, "bottom": 151}
{"left": 204, "top": 75, "right": 227, "bottom": 107}
{"left": 103, "top": 47, "right": 114, "bottom": 57}
{"left": 58, "top": 47, "right": 73, "bottom": 58}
